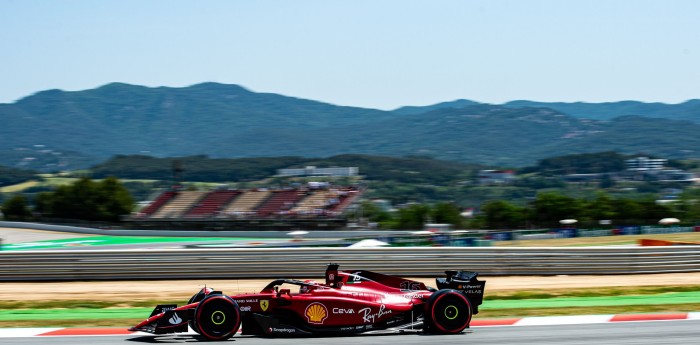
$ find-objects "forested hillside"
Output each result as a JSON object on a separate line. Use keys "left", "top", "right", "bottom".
{"left": 90, "top": 154, "right": 482, "bottom": 185}
{"left": 0, "top": 165, "right": 36, "bottom": 187}
{"left": 2, "top": 83, "right": 700, "bottom": 171}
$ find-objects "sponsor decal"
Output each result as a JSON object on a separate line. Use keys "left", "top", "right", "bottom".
{"left": 456, "top": 284, "right": 483, "bottom": 294}
{"left": 340, "top": 326, "right": 355, "bottom": 331}
{"left": 402, "top": 293, "right": 427, "bottom": 299}
{"left": 260, "top": 300, "right": 270, "bottom": 311}
{"left": 168, "top": 313, "right": 182, "bottom": 325}
{"left": 333, "top": 307, "right": 355, "bottom": 314}
{"left": 268, "top": 327, "right": 296, "bottom": 334}
{"left": 239, "top": 306, "right": 252, "bottom": 312}
{"left": 305, "top": 302, "right": 329, "bottom": 324}
{"left": 236, "top": 298, "right": 259, "bottom": 303}
{"left": 346, "top": 272, "right": 362, "bottom": 284}
{"left": 399, "top": 281, "right": 422, "bottom": 292}
{"left": 641, "top": 226, "right": 694, "bottom": 235}
{"left": 359, "top": 304, "right": 392, "bottom": 324}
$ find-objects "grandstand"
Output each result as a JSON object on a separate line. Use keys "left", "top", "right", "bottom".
{"left": 137, "top": 191, "right": 177, "bottom": 217}
{"left": 219, "top": 189, "right": 271, "bottom": 217}
{"left": 130, "top": 185, "right": 362, "bottom": 229}
{"left": 256, "top": 189, "right": 305, "bottom": 217}
{"left": 183, "top": 190, "right": 241, "bottom": 218}
{"left": 292, "top": 190, "right": 333, "bottom": 214}
{"left": 149, "top": 191, "right": 206, "bottom": 218}
{"left": 328, "top": 188, "right": 361, "bottom": 212}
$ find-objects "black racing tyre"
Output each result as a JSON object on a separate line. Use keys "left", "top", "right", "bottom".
{"left": 188, "top": 288, "right": 211, "bottom": 334}
{"left": 424, "top": 289, "right": 472, "bottom": 334}
{"left": 188, "top": 291, "right": 207, "bottom": 304}
{"left": 193, "top": 295, "right": 241, "bottom": 341}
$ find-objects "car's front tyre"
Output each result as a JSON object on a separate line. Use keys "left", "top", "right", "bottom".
{"left": 193, "top": 294, "right": 241, "bottom": 341}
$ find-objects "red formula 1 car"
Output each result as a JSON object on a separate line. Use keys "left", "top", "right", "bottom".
{"left": 130, "top": 264, "right": 486, "bottom": 341}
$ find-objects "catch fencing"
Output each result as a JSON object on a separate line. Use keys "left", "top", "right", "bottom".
{"left": 1, "top": 246, "right": 700, "bottom": 281}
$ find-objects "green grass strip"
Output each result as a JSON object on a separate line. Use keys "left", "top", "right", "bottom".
{"left": 2, "top": 236, "right": 284, "bottom": 251}
{"left": 0, "top": 308, "right": 152, "bottom": 321}
{"left": 481, "top": 291, "right": 700, "bottom": 309}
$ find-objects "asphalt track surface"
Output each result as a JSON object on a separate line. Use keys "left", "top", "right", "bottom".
{"left": 6, "top": 320, "right": 699, "bottom": 345}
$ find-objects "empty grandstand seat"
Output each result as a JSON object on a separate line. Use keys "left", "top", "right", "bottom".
{"left": 184, "top": 190, "right": 241, "bottom": 218}
{"left": 255, "top": 189, "right": 305, "bottom": 217}
{"left": 149, "top": 191, "right": 206, "bottom": 218}
{"left": 138, "top": 191, "right": 177, "bottom": 216}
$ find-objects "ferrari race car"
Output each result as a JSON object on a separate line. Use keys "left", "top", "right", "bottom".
{"left": 130, "top": 264, "right": 486, "bottom": 341}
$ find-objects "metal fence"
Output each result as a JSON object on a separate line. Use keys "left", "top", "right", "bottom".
{"left": 2, "top": 246, "right": 700, "bottom": 281}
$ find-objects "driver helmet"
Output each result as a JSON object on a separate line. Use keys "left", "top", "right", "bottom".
{"left": 299, "top": 280, "right": 318, "bottom": 294}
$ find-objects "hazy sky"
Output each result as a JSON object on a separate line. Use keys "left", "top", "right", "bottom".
{"left": 1, "top": 0, "right": 698, "bottom": 109}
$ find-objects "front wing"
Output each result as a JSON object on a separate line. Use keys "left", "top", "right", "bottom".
{"left": 129, "top": 304, "right": 194, "bottom": 335}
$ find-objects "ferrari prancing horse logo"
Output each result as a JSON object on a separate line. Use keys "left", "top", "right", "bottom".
{"left": 260, "top": 300, "right": 269, "bottom": 311}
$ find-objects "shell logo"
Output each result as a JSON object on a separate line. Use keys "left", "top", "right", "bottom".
{"left": 305, "top": 302, "right": 328, "bottom": 324}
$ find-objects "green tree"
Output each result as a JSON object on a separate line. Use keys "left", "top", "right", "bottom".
{"left": 530, "top": 151, "right": 626, "bottom": 176}
{"left": 613, "top": 198, "right": 643, "bottom": 225}
{"left": 96, "top": 177, "right": 135, "bottom": 221}
{"left": 676, "top": 188, "right": 700, "bottom": 223}
{"left": 395, "top": 204, "right": 430, "bottom": 229}
{"left": 531, "top": 192, "right": 581, "bottom": 228}
{"left": 431, "top": 202, "right": 463, "bottom": 228}
{"left": 359, "top": 200, "right": 392, "bottom": 224}
{"left": 0, "top": 166, "right": 36, "bottom": 187}
{"left": 49, "top": 178, "right": 99, "bottom": 220}
{"left": 1, "top": 195, "right": 32, "bottom": 221}
{"left": 636, "top": 198, "right": 675, "bottom": 225}
{"left": 584, "top": 192, "right": 616, "bottom": 226}
{"left": 480, "top": 200, "right": 525, "bottom": 229}
{"left": 34, "top": 192, "right": 54, "bottom": 216}
{"left": 36, "top": 177, "right": 134, "bottom": 222}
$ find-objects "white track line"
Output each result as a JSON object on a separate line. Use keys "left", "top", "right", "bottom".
{"left": 514, "top": 314, "right": 614, "bottom": 326}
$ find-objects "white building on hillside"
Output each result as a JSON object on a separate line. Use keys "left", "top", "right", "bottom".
{"left": 277, "top": 166, "right": 359, "bottom": 177}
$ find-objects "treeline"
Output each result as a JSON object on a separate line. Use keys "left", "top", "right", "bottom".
{"left": 520, "top": 152, "right": 627, "bottom": 175}
{"left": 89, "top": 154, "right": 481, "bottom": 185}
{"left": 360, "top": 201, "right": 466, "bottom": 230}
{"left": 2, "top": 177, "right": 133, "bottom": 222}
{"left": 362, "top": 190, "right": 700, "bottom": 230}
{"left": 474, "top": 191, "right": 699, "bottom": 229}
{"left": 0, "top": 165, "right": 36, "bottom": 187}
{"left": 90, "top": 155, "right": 305, "bottom": 182}
{"left": 91, "top": 152, "right": 692, "bottom": 187}
{"left": 519, "top": 151, "right": 695, "bottom": 176}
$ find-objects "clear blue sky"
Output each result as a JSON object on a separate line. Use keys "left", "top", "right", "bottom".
{"left": 1, "top": 0, "right": 698, "bottom": 109}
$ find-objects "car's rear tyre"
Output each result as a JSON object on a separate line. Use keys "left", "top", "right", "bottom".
{"left": 193, "top": 295, "right": 241, "bottom": 341}
{"left": 424, "top": 289, "right": 472, "bottom": 334}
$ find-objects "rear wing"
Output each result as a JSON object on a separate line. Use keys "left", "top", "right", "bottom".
{"left": 436, "top": 270, "right": 486, "bottom": 314}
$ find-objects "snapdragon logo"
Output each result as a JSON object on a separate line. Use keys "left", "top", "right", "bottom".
{"left": 269, "top": 327, "right": 296, "bottom": 334}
